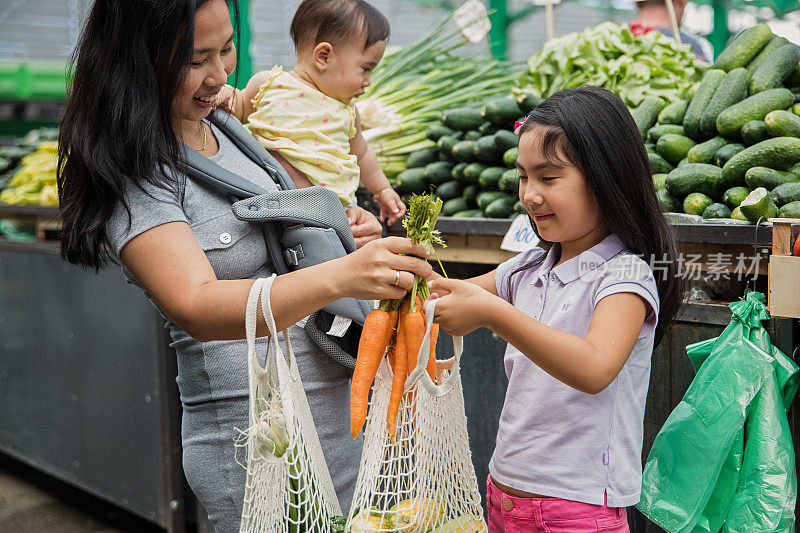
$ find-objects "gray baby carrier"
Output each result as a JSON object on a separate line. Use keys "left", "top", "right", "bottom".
{"left": 181, "top": 109, "right": 372, "bottom": 370}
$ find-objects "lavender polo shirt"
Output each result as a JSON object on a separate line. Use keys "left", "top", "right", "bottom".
{"left": 489, "top": 233, "right": 659, "bottom": 508}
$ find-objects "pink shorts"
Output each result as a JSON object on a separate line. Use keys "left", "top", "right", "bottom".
{"left": 486, "top": 475, "right": 629, "bottom": 533}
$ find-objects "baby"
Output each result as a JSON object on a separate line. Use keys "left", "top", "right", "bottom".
{"left": 219, "top": 0, "right": 405, "bottom": 226}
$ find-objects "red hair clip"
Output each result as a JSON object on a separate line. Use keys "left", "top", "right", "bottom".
{"left": 514, "top": 118, "right": 527, "bottom": 135}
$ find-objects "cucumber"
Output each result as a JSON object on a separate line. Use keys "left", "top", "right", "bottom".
{"left": 714, "top": 24, "right": 773, "bottom": 71}
{"left": 657, "top": 188, "right": 682, "bottom": 212}
{"left": 485, "top": 197, "right": 516, "bottom": 218}
{"left": 436, "top": 180, "right": 463, "bottom": 202}
{"left": 425, "top": 124, "right": 456, "bottom": 142}
{"left": 731, "top": 206, "right": 748, "bottom": 221}
{"left": 493, "top": 130, "right": 519, "bottom": 152}
{"left": 481, "top": 96, "right": 523, "bottom": 126}
{"left": 517, "top": 91, "right": 543, "bottom": 113}
{"left": 778, "top": 200, "right": 800, "bottom": 218}
{"left": 474, "top": 136, "right": 502, "bottom": 164}
{"left": 478, "top": 122, "right": 501, "bottom": 136}
{"left": 717, "top": 88, "right": 796, "bottom": 137}
{"left": 405, "top": 147, "right": 439, "bottom": 168}
{"left": 715, "top": 143, "right": 746, "bottom": 167}
{"left": 423, "top": 161, "right": 454, "bottom": 186}
{"left": 437, "top": 134, "right": 462, "bottom": 157}
{"left": 395, "top": 168, "right": 426, "bottom": 193}
{"left": 463, "top": 162, "right": 487, "bottom": 184}
{"left": 684, "top": 69, "right": 726, "bottom": 139}
{"left": 441, "top": 107, "right": 484, "bottom": 131}
{"left": 770, "top": 182, "right": 800, "bottom": 207}
{"left": 499, "top": 168, "right": 520, "bottom": 191}
{"left": 648, "top": 152, "right": 674, "bottom": 174}
{"left": 723, "top": 186, "right": 752, "bottom": 209}
{"left": 648, "top": 124, "right": 685, "bottom": 144}
{"left": 478, "top": 166, "right": 506, "bottom": 189}
{"left": 702, "top": 202, "right": 732, "bottom": 219}
{"left": 787, "top": 68, "right": 800, "bottom": 88}
{"left": 658, "top": 100, "right": 689, "bottom": 125}
{"left": 514, "top": 200, "right": 526, "bottom": 213}
{"left": 451, "top": 162, "right": 469, "bottom": 183}
{"left": 722, "top": 137, "right": 800, "bottom": 186}
{"left": 657, "top": 134, "right": 697, "bottom": 165}
{"left": 687, "top": 136, "right": 730, "bottom": 164}
{"left": 739, "top": 187, "right": 779, "bottom": 221}
{"left": 678, "top": 158, "right": 690, "bottom": 167}
{"left": 653, "top": 173, "right": 668, "bottom": 190}
{"left": 741, "top": 120, "right": 769, "bottom": 146}
{"left": 700, "top": 68, "right": 749, "bottom": 137}
{"left": 452, "top": 140, "right": 477, "bottom": 163}
{"left": 665, "top": 163, "right": 724, "bottom": 199}
{"left": 442, "top": 197, "right": 470, "bottom": 216}
{"left": 452, "top": 209, "right": 484, "bottom": 218}
{"left": 476, "top": 191, "right": 509, "bottom": 210}
{"left": 744, "top": 166, "right": 799, "bottom": 190}
{"left": 503, "top": 147, "right": 519, "bottom": 167}
{"left": 462, "top": 183, "right": 480, "bottom": 205}
{"left": 631, "top": 96, "right": 667, "bottom": 139}
{"left": 764, "top": 109, "right": 800, "bottom": 137}
{"left": 464, "top": 130, "right": 482, "bottom": 141}
{"left": 749, "top": 43, "right": 800, "bottom": 94}
{"left": 746, "top": 35, "right": 789, "bottom": 75}
{"left": 645, "top": 143, "right": 657, "bottom": 154}
{"left": 794, "top": 103, "right": 800, "bottom": 116}
{"left": 683, "top": 192, "right": 714, "bottom": 216}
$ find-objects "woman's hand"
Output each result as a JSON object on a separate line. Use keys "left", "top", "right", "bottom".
{"left": 330, "top": 237, "right": 434, "bottom": 302}
{"left": 425, "top": 278, "right": 499, "bottom": 336}
{"left": 346, "top": 206, "right": 382, "bottom": 248}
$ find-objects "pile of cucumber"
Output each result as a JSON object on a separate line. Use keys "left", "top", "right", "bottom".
{"left": 393, "top": 93, "right": 541, "bottom": 219}
{"left": 634, "top": 23, "right": 800, "bottom": 222}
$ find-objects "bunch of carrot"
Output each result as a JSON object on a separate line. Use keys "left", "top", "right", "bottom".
{"left": 350, "top": 194, "right": 447, "bottom": 441}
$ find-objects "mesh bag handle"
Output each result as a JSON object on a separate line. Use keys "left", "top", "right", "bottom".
{"left": 405, "top": 299, "right": 464, "bottom": 396}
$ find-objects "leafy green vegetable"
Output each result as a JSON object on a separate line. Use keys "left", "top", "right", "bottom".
{"left": 517, "top": 22, "right": 707, "bottom": 108}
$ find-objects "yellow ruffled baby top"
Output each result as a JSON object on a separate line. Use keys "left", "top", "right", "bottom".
{"left": 247, "top": 66, "right": 360, "bottom": 206}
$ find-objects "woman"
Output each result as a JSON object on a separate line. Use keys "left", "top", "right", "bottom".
{"left": 57, "top": 1, "right": 432, "bottom": 531}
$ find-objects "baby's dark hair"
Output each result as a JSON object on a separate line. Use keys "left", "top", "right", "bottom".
{"left": 514, "top": 86, "right": 684, "bottom": 347}
{"left": 290, "top": 0, "right": 390, "bottom": 51}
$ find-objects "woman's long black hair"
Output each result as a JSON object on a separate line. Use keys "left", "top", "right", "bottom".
{"left": 515, "top": 86, "right": 683, "bottom": 346}
{"left": 58, "top": 0, "right": 239, "bottom": 270}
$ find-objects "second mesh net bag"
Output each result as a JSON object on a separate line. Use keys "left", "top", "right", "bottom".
{"left": 347, "top": 299, "right": 486, "bottom": 532}
{"left": 238, "top": 276, "right": 342, "bottom": 532}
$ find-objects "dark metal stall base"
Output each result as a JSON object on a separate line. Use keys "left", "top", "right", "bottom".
{"left": 0, "top": 240, "right": 186, "bottom": 532}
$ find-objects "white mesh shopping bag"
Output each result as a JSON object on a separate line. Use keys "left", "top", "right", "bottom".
{"left": 347, "top": 299, "right": 486, "bottom": 532}
{"left": 237, "top": 276, "right": 342, "bottom": 532}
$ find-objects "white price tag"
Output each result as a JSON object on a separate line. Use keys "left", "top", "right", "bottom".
{"left": 453, "top": 0, "right": 491, "bottom": 43}
{"left": 327, "top": 315, "right": 353, "bottom": 338}
{"left": 500, "top": 214, "right": 541, "bottom": 253}
{"left": 528, "top": 0, "right": 561, "bottom": 5}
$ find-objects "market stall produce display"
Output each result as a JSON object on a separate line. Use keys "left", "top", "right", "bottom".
{"left": 0, "top": 128, "right": 59, "bottom": 207}
{"left": 638, "top": 24, "right": 800, "bottom": 221}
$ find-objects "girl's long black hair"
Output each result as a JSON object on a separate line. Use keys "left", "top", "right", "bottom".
{"left": 58, "top": 0, "right": 239, "bottom": 270}
{"left": 515, "top": 86, "right": 683, "bottom": 346}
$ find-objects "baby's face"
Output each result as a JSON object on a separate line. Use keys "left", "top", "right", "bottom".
{"left": 320, "top": 38, "right": 386, "bottom": 104}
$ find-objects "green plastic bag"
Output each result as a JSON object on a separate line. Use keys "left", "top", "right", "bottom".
{"left": 637, "top": 292, "right": 799, "bottom": 533}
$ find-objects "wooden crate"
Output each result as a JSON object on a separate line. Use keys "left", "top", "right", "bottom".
{"left": 768, "top": 218, "right": 800, "bottom": 319}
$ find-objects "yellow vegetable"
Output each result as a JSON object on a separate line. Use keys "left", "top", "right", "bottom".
{"left": 388, "top": 498, "right": 444, "bottom": 532}
{"left": 350, "top": 508, "right": 391, "bottom": 533}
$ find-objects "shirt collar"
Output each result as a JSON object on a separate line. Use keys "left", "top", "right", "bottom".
{"left": 533, "top": 234, "right": 627, "bottom": 285}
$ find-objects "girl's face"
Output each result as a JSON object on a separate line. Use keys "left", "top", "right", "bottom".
{"left": 516, "top": 130, "right": 603, "bottom": 245}
{"left": 173, "top": 0, "right": 236, "bottom": 125}
{"left": 317, "top": 38, "right": 386, "bottom": 104}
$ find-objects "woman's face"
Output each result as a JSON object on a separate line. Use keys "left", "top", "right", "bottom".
{"left": 173, "top": 0, "right": 236, "bottom": 125}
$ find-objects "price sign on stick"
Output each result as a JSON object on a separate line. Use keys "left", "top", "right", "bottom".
{"left": 525, "top": 0, "right": 561, "bottom": 41}
{"left": 664, "top": 0, "right": 683, "bottom": 44}
{"left": 501, "top": 214, "right": 541, "bottom": 253}
{"left": 454, "top": 0, "right": 491, "bottom": 43}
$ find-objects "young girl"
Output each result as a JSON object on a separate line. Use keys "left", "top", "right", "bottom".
{"left": 427, "top": 86, "right": 683, "bottom": 532}
{"left": 218, "top": 0, "right": 406, "bottom": 225}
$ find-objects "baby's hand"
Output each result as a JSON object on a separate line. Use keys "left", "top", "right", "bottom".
{"left": 214, "top": 84, "right": 238, "bottom": 115}
{"left": 425, "top": 278, "right": 496, "bottom": 336}
{"left": 374, "top": 187, "right": 406, "bottom": 226}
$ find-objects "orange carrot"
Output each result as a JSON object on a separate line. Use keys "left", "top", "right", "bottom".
{"left": 350, "top": 306, "right": 397, "bottom": 439}
{"left": 387, "top": 307, "right": 408, "bottom": 441}
{"left": 404, "top": 302, "right": 426, "bottom": 380}
{"left": 427, "top": 323, "right": 439, "bottom": 383}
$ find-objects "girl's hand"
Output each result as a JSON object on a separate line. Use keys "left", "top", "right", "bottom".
{"left": 374, "top": 188, "right": 406, "bottom": 226}
{"left": 346, "top": 206, "right": 382, "bottom": 248}
{"left": 425, "top": 278, "right": 497, "bottom": 336}
{"left": 332, "top": 237, "right": 434, "bottom": 301}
